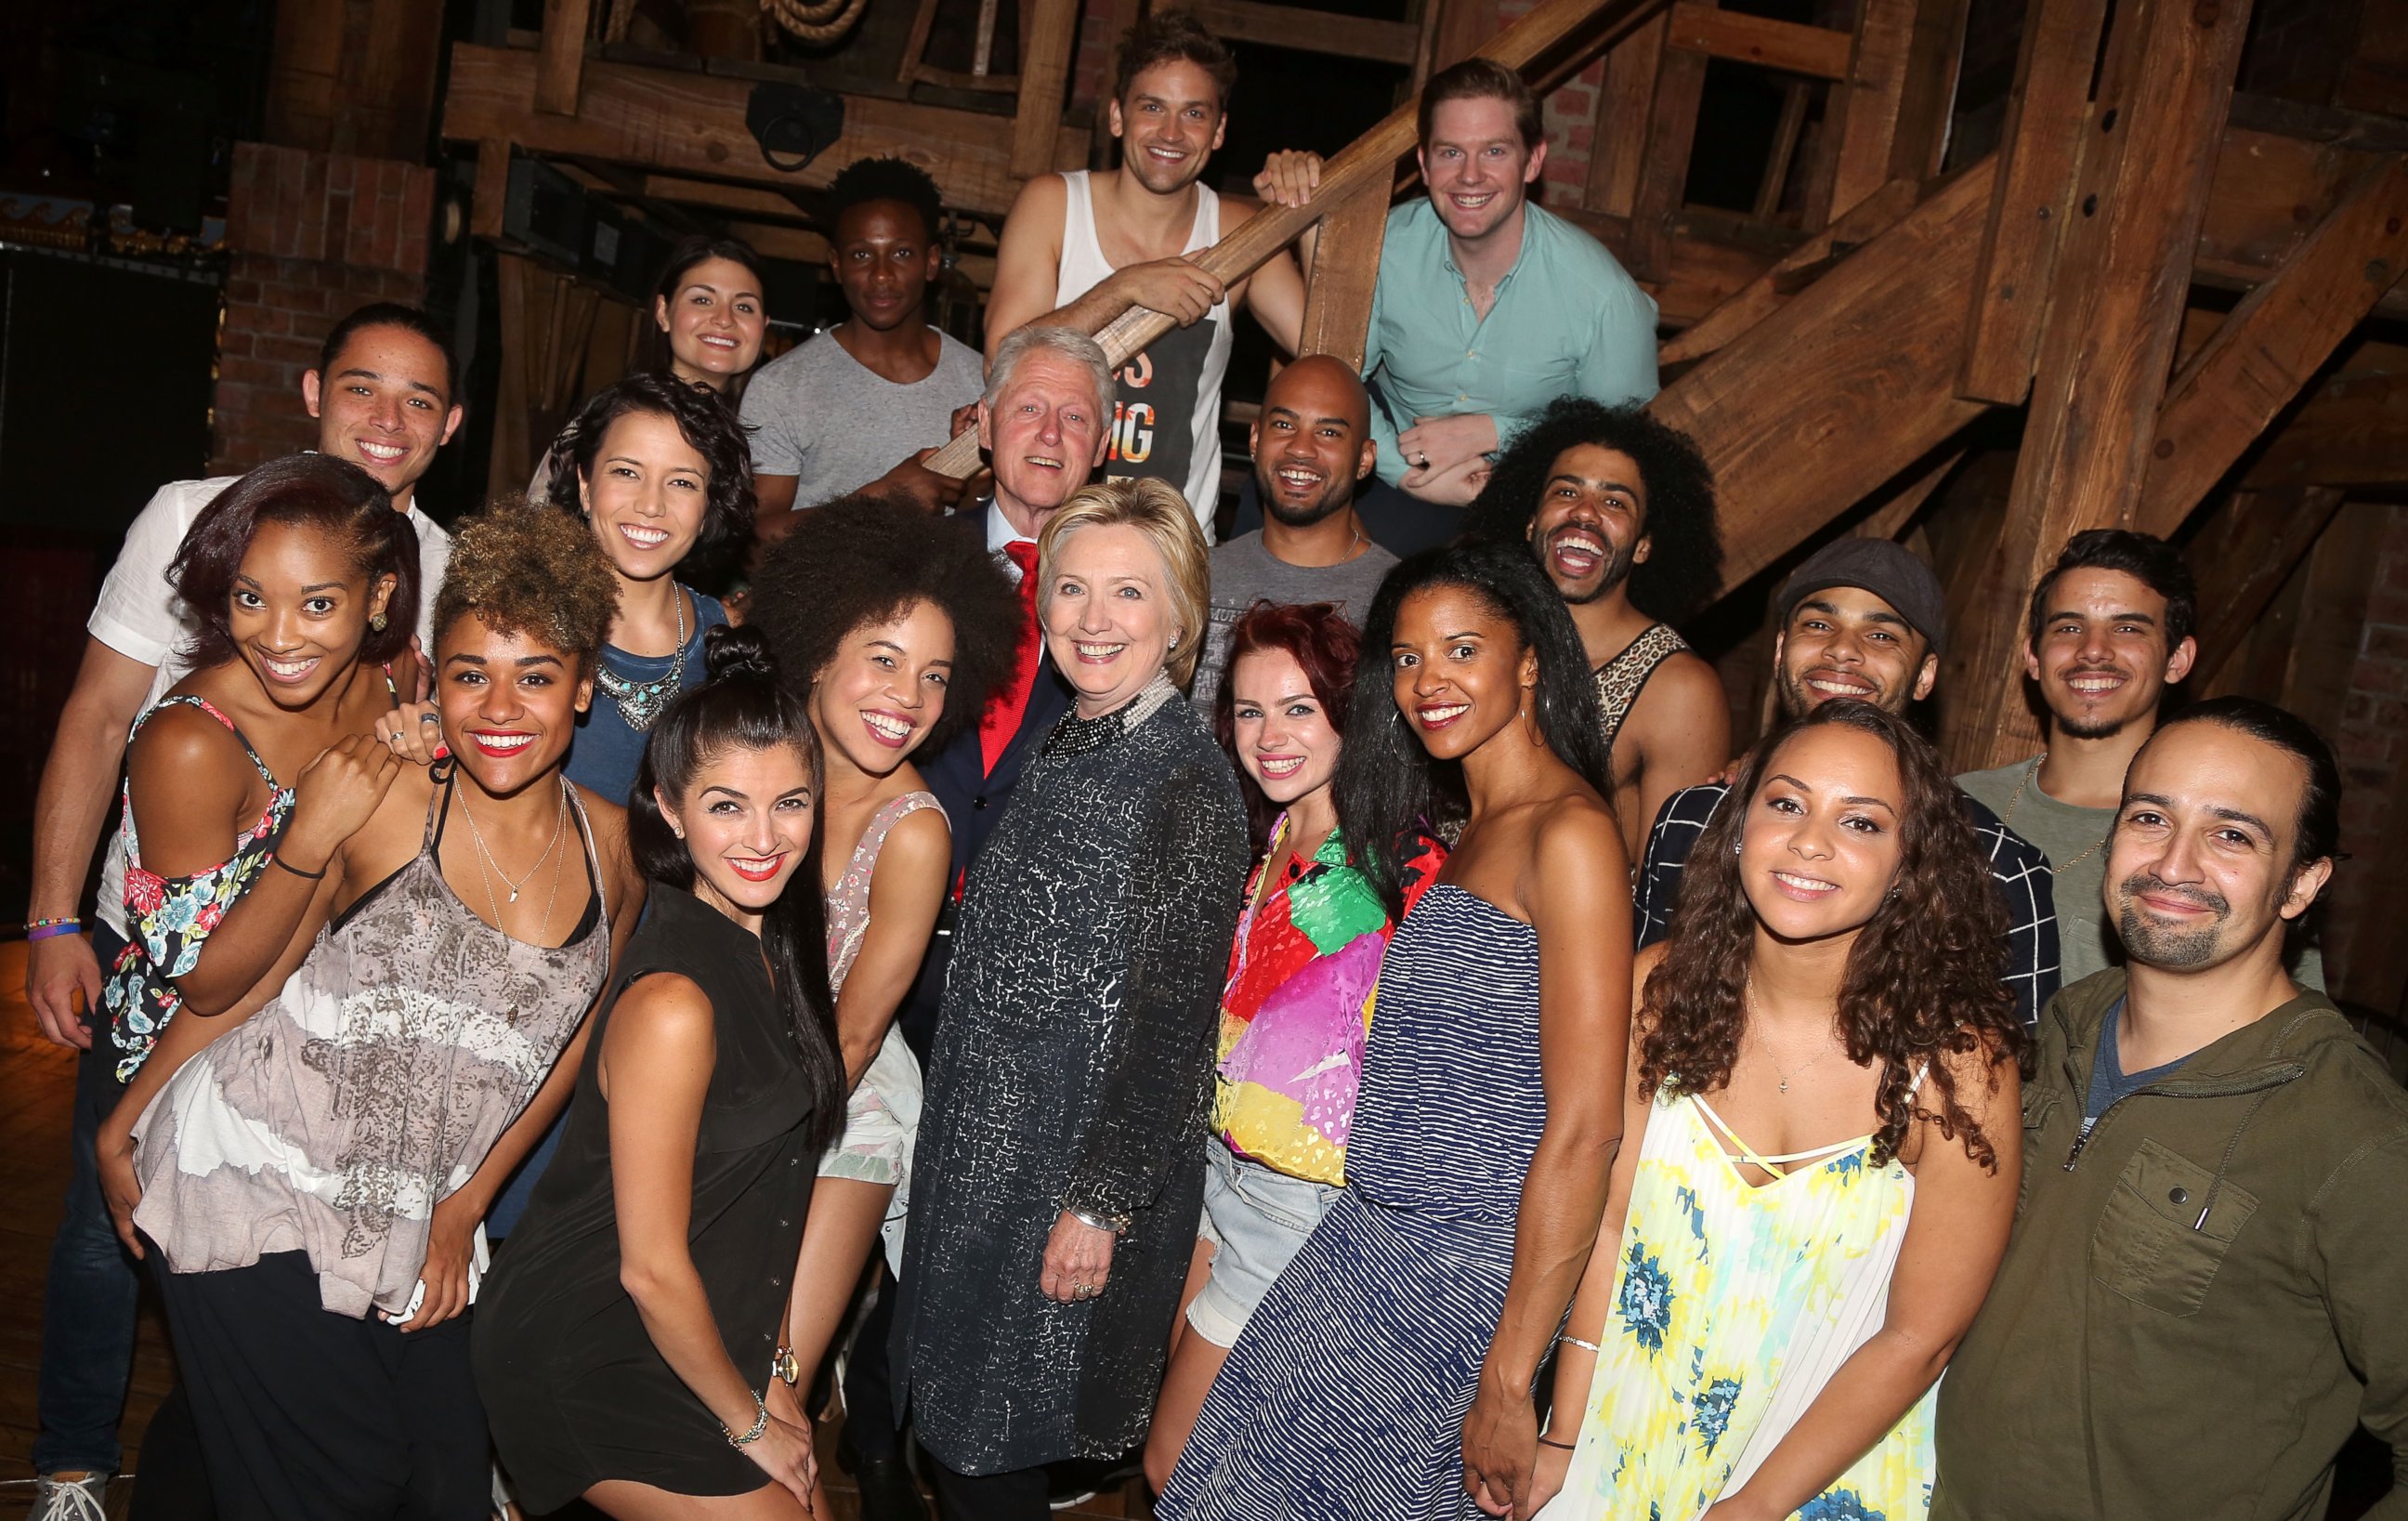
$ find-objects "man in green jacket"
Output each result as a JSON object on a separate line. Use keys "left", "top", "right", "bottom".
{"left": 1933, "top": 696, "right": 2408, "bottom": 1521}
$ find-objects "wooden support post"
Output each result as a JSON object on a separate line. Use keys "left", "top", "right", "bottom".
{"left": 536, "top": 0, "right": 594, "bottom": 116}
{"left": 2242, "top": 371, "right": 2408, "bottom": 490}
{"left": 1649, "top": 158, "right": 1997, "bottom": 596}
{"left": 1956, "top": 0, "right": 2109, "bottom": 403}
{"left": 1658, "top": 176, "right": 1915, "bottom": 365}
{"left": 2187, "top": 486, "right": 2349, "bottom": 689}
{"left": 1853, "top": 448, "right": 1967, "bottom": 540}
{"left": 1629, "top": 4, "right": 1713, "bottom": 280}
{"left": 472, "top": 138, "right": 511, "bottom": 240}
{"left": 2136, "top": 157, "right": 2408, "bottom": 535}
{"left": 1585, "top": 13, "right": 1668, "bottom": 218}
{"left": 1885, "top": 0, "right": 1970, "bottom": 182}
{"left": 1011, "top": 0, "right": 1081, "bottom": 180}
{"left": 1295, "top": 184, "right": 1392, "bottom": 371}
{"left": 1941, "top": 0, "right": 2254, "bottom": 773}
{"left": 1430, "top": 0, "right": 1501, "bottom": 72}
{"left": 1817, "top": 0, "right": 1917, "bottom": 226}
{"left": 1753, "top": 82, "right": 1811, "bottom": 219}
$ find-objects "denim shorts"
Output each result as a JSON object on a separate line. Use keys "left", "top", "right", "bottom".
{"left": 1187, "top": 1140, "right": 1343, "bottom": 1346}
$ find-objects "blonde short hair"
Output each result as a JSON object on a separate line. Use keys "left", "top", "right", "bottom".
{"left": 1036, "top": 478, "right": 1211, "bottom": 688}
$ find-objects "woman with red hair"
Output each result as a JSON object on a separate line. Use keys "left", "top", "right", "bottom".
{"left": 1143, "top": 600, "right": 1445, "bottom": 1492}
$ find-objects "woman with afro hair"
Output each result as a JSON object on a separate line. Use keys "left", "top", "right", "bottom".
{"left": 744, "top": 491, "right": 1022, "bottom": 1515}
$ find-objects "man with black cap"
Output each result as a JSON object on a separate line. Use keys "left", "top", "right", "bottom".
{"left": 1632, "top": 537, "right": 2061, "bottom": 1028}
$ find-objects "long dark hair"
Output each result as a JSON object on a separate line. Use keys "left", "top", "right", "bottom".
{"left": 170, "top": 453, "right": 420, "bottom": 669}
{"left": 627, "top": 624, "right": 844, "bottom": 1150}
{"left": 1642, "top": 700, "right": 2025, "bottom": 1168}
{"left": 543, "top": 372, "right": 756, "bottom": 583}
{"left": 1333, "top": 542, "right": 1610, "bottom": 918}
{"left": 1212, "top": 600, "right": 1362, "bottom": 849}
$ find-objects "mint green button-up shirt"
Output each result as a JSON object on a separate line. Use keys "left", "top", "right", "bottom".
{"left": 1363, "top": 198, "right": 1660, "bottom": 487}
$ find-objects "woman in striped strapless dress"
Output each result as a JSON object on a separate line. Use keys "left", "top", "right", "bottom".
{"left": 1160, "top": 541, "right": 1636, "bottom": 1520}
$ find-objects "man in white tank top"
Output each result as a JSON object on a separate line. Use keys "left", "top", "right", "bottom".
{"left": 985, "top": 9, "right": 1314, "bottom": 542}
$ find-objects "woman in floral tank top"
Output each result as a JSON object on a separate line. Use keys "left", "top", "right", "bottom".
{"left": 1144, "top": 601, "right": 1445, "bottom": 1490}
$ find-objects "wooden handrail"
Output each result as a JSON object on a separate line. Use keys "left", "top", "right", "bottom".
{"left": 926, "top": 0, "right": 1665, "bottom": 479}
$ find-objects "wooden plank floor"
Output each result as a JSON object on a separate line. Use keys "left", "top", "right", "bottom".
{"left": 0, "top": 940, "right": 1152, "bottom": 1519}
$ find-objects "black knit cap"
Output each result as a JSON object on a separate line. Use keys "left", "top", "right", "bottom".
{"left": 1773, "top": 538, "right": 1948, "bottom": 655}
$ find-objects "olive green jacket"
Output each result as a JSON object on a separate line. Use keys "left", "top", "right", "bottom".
{"left": 1931, "top": 969, "right": 2408, "bottom": 1521}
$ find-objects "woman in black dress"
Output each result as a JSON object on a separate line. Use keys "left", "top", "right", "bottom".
{"left": 473, "top": 624, "right": 847, "bottom": 1517}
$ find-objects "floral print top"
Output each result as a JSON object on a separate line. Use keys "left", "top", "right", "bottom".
{"left": 103, "top": 696, "right": 292, "bottom": 1082}
{"left": 1550, "top": 1084, "right": 1930, "bottom": 1521}
{"left": 1213, "top": 817, "right": 1445, "bottom": 1187}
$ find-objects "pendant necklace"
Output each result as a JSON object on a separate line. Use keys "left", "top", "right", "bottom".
{"left": 457, "top": 780, "right": 568, "bottom": 905}
{"left": 595, "top": 588, "right": 687, "bottom": 732}
{"left": 1746, "top": 977, "right": 1839, "bottom": 1095}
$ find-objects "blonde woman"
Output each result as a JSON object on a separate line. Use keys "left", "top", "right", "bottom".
{"left": 894, "top": 479, "right": 1252, "bottom": 1520}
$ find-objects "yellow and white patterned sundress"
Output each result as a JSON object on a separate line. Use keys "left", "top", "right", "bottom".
{"left": 1540, "top": 1079, "right": 1932, "bottom": 1521}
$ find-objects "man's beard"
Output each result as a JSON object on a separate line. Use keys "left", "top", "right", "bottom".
{"left": 2114, "top": 870, "right": 2232, "bottom": 968}
{"left": 1262, "top": 477, "right": 1353, "bottom": 529}
{"left": 2050, "top": 664, "right": 2144, "bottom": 741}
{"left": 1540, "top": 526, "right": 1636, "bottom": 607}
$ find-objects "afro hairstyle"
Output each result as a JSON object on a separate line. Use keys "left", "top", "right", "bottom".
{"left": 746, "top": 492, "right": 1024, "bottom": 754}
{"left": 1466, "top": 397, "right": 1723, "bottom": 623}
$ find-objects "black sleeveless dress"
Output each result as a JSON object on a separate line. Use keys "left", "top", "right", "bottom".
{"left": 472, "top": 886, "right": 820, "bottom": 1509}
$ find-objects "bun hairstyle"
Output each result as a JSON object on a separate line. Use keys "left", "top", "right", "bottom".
{"left": 171, "top": 453, "right": 421, "bottom": 670}
{"left": 628, "top": 624, "right": 844, "bottom": 1150}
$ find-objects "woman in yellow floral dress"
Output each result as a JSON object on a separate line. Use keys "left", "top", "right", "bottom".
{"left": 1532, "top": 701, "right": 2025, "bottom": 1521}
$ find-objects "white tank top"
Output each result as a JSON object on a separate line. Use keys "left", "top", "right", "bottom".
{"left": 1054, "top": 169, "right": 1233, "bottom": 538}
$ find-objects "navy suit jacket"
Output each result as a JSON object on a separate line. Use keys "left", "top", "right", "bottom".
{"left": 897, "top": 501, "right": 1075, "bottom": 1056}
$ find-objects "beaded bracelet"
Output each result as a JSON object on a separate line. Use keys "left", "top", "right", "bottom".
{"left": 720, "top": 1390, "right": 769, "bottom": 1449}
{"left": 1557, "top": 1332, "right": 1602, "bottom": 1355}
{"left": 25, "top": 917, "right": 82, "bottom": 942}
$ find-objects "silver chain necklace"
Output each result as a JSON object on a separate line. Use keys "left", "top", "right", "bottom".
{"left": 456, "top": 779, "right": 568, "bottom": 904}
{"left": 595, "top": 588, "right": 687, "bottom": 732}
{"left": 1746, "top": 977, "right": 1840, "bottom": 1095}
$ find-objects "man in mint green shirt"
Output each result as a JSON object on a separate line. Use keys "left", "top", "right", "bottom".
{"left": 1363, "top": 59, "right": 1658, "bottom": 550}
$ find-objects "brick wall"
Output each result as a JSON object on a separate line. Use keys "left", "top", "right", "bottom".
{"left": 2323, "top": 503, "right": 2408, "bottom": 998}
{"left": 213, "top": 141, "right": 436, "bottom": 474}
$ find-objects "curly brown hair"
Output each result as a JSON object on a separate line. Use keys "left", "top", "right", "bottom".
{"left": 1641, "top": 701, "right": 2026, "bottom": 1169}
{"left": 430, "top": 498, "right": 622, "bottom": 667}
{"left": 745, "top": 492, "right": 1023, "bottom": 754}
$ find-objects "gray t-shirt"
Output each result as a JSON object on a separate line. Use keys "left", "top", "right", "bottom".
{"left": 1960, "top": 755, "right": 2324, "bottom": 990}
{"left": 739, "top": 327, "right": 986, "bottom": 510}
{"left": 1190, "top": 531, "right": 1399, "bottom": 710}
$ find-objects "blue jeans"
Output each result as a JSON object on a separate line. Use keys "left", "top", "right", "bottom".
{"left": 34, "top": 923, "right": 140, "bottom": 1476}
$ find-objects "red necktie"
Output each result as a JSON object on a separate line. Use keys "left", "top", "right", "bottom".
{"left": 978, "top": 539, "right": 1042, "bottom": 777}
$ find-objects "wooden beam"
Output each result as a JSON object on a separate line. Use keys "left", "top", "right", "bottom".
{"left": 2242, "top": 371, "right": 2408, "bottom": 489}
{"left": 1650, "top": 157, "right": 1997, "bottom": 597}
{"left": 1182, "top": 0, "right": 1423, "bottom": 65}
{"left": 2188, "top": 486, "right": 2349, "bottom": 689}
{"left": 1011, "top": 0, "right": 1080, "bottom": 181}
{"left": 1430, "top": 0, "right": 1501, "bottom": 72}
{"left": 1943, "top": 0, "right": 2254, "bottom": 772}
{"left": 1956, "top": 0, "right": 2108, "bottom": 402}
{"left": 2138, "top": 158, "right": 2408, "bottom": 536}
{"left": 2339, "top": 0, "right": 2408, "bottom": 117}
{"left": 1753, "top": 82, "right": 1811, "bottom": 219}
{"left": 924, "top": 0, "right": 1652, "bottom": 476}
{"left": 536, "top": 0, "right": 595, "bottom": 115}
{"left": 472, "top": 138, "right": 511, "bottom": 240}
{"left": 1663, "top": 3, "right": 1851, "bottom": 79}
{"left": 1658, "top": 176, "right": 1915, "bottom": 364}
{"left": 442, "top": 42, "right": 1087, "bottom": 219}
{"left": 1629, "top": 4, "right": 1713, "bottom": 279}
{"left": 1819, "top": 0, "right": 1917, "bottom": 224}
{"left": 2196, "top": 126, "right": 2408, "bottom": 319}
{"left": 1295, "top": 182, "right": 1391, "bottom": 371}
{"left": 1584, "top": 13, "right": 1667, "bottom": 218}
{"left": 1853, "top": 448, "right": 1967, "bottom": 540}
{"left": 1885, "top": 0, "right": 1970, "bottom": 182}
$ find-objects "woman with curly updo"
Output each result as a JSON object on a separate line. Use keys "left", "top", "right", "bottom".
{"left": 105, "top": 505, "right": 643, "bottom": 1519}
{"left": 743, "top": 491, "right": 1019, "bottom": 1515}
{"left": 1527, "top": 700, "right": 2024, "bottom": 1521}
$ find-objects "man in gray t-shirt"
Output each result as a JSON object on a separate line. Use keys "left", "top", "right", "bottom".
{"left": 743, "top": 156, "right": 988, "bottom": 521}
{"left": 1192, "top": 357, "right": 1399, "bottom": 710}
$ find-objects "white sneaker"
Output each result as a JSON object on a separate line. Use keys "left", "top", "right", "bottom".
{"left": 25, "top": 1473, "right": 111, "bottom": 1521}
